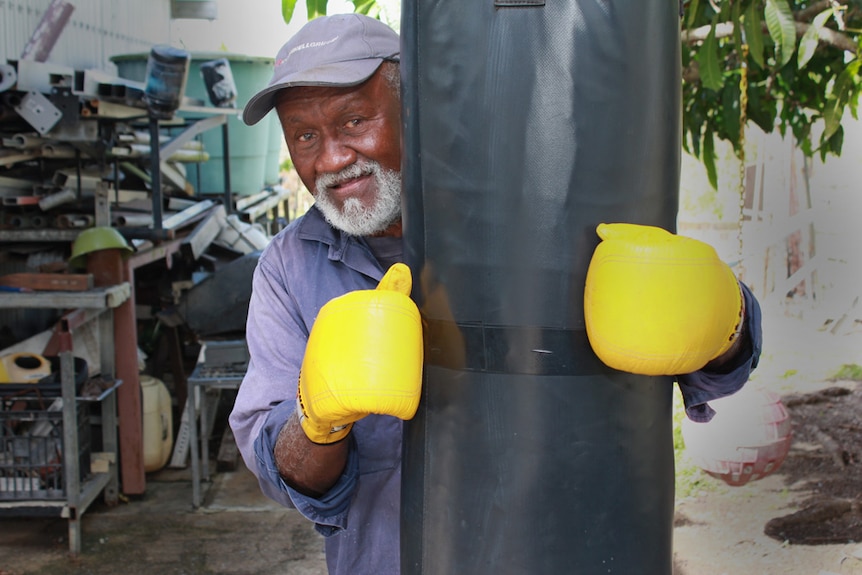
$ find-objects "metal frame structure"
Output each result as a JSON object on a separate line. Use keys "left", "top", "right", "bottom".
{"left": 0, "top": 283, "right": 128, "bottom": 554}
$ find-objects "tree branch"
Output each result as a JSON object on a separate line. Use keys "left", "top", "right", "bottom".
{"left": 681, "top": 20, "right": 858, "bottom": 53}
{"left": 796, "top": 0, "right": 836, "bottom": 22}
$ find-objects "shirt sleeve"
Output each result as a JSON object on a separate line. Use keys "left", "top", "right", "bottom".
{"left": 228, "top": 249, "right": 360, "bottom": 536}
{"left": 676, "top": 282, "right": 763, "bottom": 422}
{"left": 254, "top": 399, "right": 359, "bottom": 536}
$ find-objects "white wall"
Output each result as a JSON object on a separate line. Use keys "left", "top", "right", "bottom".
{"left": 1, "top": 0, "right": 172, "bottom": 71}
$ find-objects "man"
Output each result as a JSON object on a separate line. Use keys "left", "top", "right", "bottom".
{"left": 229, "top": 13, "right": 762, "bottom": 575}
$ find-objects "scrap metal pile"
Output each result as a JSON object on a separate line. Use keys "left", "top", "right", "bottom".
{"left": 0, "top": 56, "right": 281, "bottom": 340}
{"left": 0, "top": 55, "right": 286, "bottom": 251}
{"left": 2, "top": 58, "right": 191, "bottom": 224}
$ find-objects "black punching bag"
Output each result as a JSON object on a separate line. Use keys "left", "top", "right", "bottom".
{"left": 401, "top": 1, "right": 681, "bottom": 574}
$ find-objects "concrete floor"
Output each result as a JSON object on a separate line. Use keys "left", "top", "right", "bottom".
{"left": 0, "top": 461, "right": 328, "bottom": 575}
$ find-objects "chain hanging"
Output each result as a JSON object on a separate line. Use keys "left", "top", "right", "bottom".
{"left": 736, "top": 43, "right": 749, "bottom": 281}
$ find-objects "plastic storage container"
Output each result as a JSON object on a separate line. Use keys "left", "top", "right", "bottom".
{"left": 141, "top": 375, "right": 173, "bottom": 473}
{"left": 0, "top": 393, "right": 90, "bottom": 500}
{"left": 0, "top": 352, "right": 51, "bottom": 383}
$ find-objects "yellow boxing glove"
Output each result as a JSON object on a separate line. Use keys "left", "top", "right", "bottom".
{"left": 584, "top": 223, "right": 744, "bottom": 376}
{"left": 297, "top": 263, "right": 423, "bottom": 444}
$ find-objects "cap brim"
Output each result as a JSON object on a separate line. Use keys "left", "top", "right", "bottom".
{"left": 241, "top": 58, "right": 389, "bottom": 126}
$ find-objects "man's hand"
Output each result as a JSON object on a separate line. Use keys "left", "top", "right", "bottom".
{"left": 584, "top": 223, "right": 743, "bottom": 376}
{"left": 297, "top": 263, "right": 424, "bottom": 444}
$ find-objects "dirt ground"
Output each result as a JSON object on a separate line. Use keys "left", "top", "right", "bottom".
{"left": 672, "top": 309, "right": 862, "bottom": 575}
{"left": 673, "top": 380, "right": 862, "bottom": 575}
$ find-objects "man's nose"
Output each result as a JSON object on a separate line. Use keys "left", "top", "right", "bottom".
{"left": 316, "top": 136, "right": 357, "bottom": 176}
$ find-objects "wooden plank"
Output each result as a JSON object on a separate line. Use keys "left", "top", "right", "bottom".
{"left": 764, "top": 254, "right": 820, "bottom": 304}
{"left": 0, "top": 283, "right": 130, "bottom": 309}
{"left": 0, "top": 273, "right": 93, "bottom": 291}
{"left": 114, "top": 285, "right": 145, "bottom": 494}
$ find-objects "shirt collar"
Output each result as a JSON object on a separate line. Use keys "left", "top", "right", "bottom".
{"left": 295, "top": 205, "right": 385, "bottom": 281}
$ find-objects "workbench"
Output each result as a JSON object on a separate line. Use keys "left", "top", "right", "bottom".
{"left": 186, "top": 339, "right": 247, "bottom": 508}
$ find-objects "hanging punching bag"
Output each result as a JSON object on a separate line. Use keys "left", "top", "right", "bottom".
{"left": 401, "top": 1, "right": 681, "bottom": 574}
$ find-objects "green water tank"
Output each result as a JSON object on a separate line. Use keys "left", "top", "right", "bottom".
{"left": 111, "top": 52, "right": 283, "bottom": 197}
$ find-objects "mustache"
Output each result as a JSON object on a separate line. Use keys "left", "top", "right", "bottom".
{"left": 315, "top": 160, "right": 378, "bottom": 194}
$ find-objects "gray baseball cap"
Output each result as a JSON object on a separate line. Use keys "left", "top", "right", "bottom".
{"left": 242, "top": 13, "right": 400, "bottom": 126}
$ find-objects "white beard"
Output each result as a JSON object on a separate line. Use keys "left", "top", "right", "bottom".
{"left": 314, "top": 159, "right": 402, "bottom": 236}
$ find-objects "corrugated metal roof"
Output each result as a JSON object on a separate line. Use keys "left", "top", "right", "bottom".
{"left": 1, "top": 0, "right": 172, "bottom": 72}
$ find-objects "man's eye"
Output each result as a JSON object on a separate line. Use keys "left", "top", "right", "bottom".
{"left": 347, "top": 119, "right": 362, "bottom": 128}
{"left": 297, "top": 132, "right": 314, "bottom": 142}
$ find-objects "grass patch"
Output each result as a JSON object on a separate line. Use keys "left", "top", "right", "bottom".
{"left": 829, "top": 363, "right": 862, "bottom": 381}
{"left": 673, "top": 387, "right": 723, "bottom": 499}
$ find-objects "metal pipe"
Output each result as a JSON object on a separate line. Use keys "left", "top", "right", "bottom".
{"left": 113, "top": 213, "right": 152, "bottom": 227}
{"left": 7, "top": 215, "right": 28, "bottom": 228}
{"left": 149, "top": 117, "right": 163, "bottom": 232}
{"left": 55, "top": 214, "right": 94, "bottom": 228}
{"left": 111, "top": 144, "right": 209, "bottom": 162}
{"left": 134, "top": 144, "right": 209, "bottom": 163}
{"left": 41, "top": 144, "right": 77, "bottom": 158}
{"left": 39, "top": 188, "right": 77, "bottom": 211}
{"left": 20, "top": 0, "right": 75, "bottom": 63}
{"left": 3, "top": 133, "right": 43, "bottom": 149}
{"left": 120, "top": 130, "right": 203, "bottom": 150}
{"left": 115, "top": 227, "right": 175, "bottom": 241}
{"left": 222, "top": 121, "right": 232, "bottom": 213}
{"left": 162, "top": 199, "right": 214, "bottom": 230}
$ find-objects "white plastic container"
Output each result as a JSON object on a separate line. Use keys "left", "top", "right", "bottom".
{"left": 141, "top": 375, "right": 173, "bottom": 472}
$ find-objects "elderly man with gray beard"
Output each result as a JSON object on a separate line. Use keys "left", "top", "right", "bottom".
{"left": 230, "top": 11, "right": 763, "bottom": 575}
{"left": 229, "top": 13, "right": 421, "bottom": 575}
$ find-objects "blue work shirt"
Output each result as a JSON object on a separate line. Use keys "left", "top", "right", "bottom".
{"left": 229, "top": 205, "right": 763, "bottom": 575}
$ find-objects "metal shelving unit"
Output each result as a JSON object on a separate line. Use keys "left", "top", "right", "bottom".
{"left": 0, "top": 283, "right": 129, "bottom": 554}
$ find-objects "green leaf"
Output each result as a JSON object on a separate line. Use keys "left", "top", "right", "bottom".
{"left": 686, "top": 0, "right": 701, "bottom": 30}
{"left": 743, "top": 2, "right": 766, "bottom": 69}
{"left": 722, "top": 81, "right": 741, "bottom": 148}
{"left": 732, "top": 1, "right": 742, "bottom": 52}
{"left": 717, "top": 0, "right": 731, "bottom": 21}
{"left": 828, "top": 125, "right": 844, "bottom": 157}
{"left": 282, "top": 0, "right": 298, "bottom": 24}
{"left": 765, "top": 0, "right": 797, "bottom": 68}
{"left": 823, "top": 59, "right": 861, "bottom": 140}
{"left": 351, "top": 0, "right": 380, "bottom": 16}
{"left": 798, "top": 9, "right": 833, "bottom": 69}
{"left": 687, "top": 113, "right": 704, "bottom": 157}
{"left": 823, "top": 96, "right": 843, "bottom": 141}
{"left": 703, "top": 128, "right": 718, "bottom": 190}
{"left": 696, "top": 18, "right": 723, "bottom": 92}
{"left": 307, "top": 0, "right": 328, "bottom": 20}
{"left": 849, "top": 59, "right": 862, "bottom": 119}
{"left": 746, "top": 88, "right": 776, "bottom": 134}
{"left": 797, "top": 31, "right": 819, "bottom": 70}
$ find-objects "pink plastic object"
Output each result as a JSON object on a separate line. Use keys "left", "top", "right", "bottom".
{"left": 681, "top": 387, "right": 792, "bottom": 487}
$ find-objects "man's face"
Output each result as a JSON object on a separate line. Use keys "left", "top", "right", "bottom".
{"left": 275, "top": 67, "right": 402, "bottom": 236}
